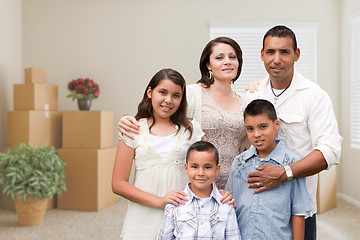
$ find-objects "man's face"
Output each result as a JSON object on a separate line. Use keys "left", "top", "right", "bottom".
{"left": 261, "top": 36, "right": 300, "bottom": 88}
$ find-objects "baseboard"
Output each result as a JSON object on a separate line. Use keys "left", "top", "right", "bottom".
{"left": 337, "top": 193, "right": 360, "bottom": 208}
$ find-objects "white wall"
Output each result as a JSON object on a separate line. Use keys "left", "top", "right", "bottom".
{"left": 0, "top": 0, "right": 22, "bottom": 150}
{"left": 340, "top": 0, "right": 360, "bottom": 206}
{"left": 0, "top": 0, "right": 22, "bottom": 200}
{"left": 21, "top": 0, "right": 341, "bottom": 142}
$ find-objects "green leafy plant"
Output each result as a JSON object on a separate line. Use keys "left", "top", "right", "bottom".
{"left": 0, "top": 143, "right": 67, "bottom": 203}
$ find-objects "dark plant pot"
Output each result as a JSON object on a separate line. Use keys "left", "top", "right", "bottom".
{"left": 77, "top": 98, "right": 92, "bottom": 111}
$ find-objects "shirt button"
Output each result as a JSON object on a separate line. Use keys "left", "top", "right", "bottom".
{"left": 200, "top": 221, "right": 203, "bottom": 225}
{"left": 216, "top": 216, "right": 219, "bottom": 220}
{"left": 201, "top": 205, "right": 204, "bottom": 208}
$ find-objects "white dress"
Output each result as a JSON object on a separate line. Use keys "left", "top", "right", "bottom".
{"left": 121, "top": 118, "right": 204, "bottom": 240}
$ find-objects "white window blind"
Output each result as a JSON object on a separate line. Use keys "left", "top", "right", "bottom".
{"left": 351, "top": 15, "right": 360, "bottom": 147}
{"left": 210, "top": 22, "right": 317, "bottom": 94}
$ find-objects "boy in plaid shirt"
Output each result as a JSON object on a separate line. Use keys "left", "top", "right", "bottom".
{"left": 157, "top": 141, "right": 240, "bottom": 239}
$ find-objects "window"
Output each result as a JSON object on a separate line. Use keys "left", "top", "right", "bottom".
{"left": 210, "top": 22, "right": 317, "bottom": 93}
{"left": 351, "top": 14, "right": 360, "bottom": 147}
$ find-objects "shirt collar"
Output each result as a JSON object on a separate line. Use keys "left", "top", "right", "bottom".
{"left": 242, "top": 140, "right": 288, "bottom": 165}
{"left": 184, "top": 182, "right": 222, "bottom": 206}
{"left": 262, "top": 70, "right": 313, "bottom": 93}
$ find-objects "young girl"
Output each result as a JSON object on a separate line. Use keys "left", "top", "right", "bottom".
{"left": 112, "top": 68, "right": 204, "bottom": 239}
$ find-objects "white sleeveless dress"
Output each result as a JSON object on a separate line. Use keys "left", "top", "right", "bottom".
{"left": 120, "top": 118, "right": 204, "bottom": 240}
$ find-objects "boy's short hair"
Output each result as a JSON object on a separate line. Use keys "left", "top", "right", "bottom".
{"left": 186, "top": 141, "right": 219, "bottom": 165}
{"left": 244, "top": 99, "right": 277, "bottom": 121}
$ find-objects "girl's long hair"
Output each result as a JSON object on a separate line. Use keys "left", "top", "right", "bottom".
{"left": 135, "top": 68, "right": 193, "bottom": 138}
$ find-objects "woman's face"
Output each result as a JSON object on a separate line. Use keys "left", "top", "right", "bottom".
{"left": 207, "top": 43, "right": 239, "bottom": 83}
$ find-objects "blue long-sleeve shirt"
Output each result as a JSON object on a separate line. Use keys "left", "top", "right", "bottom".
{"left": 226, "top": 141, "right": 312, "bottom": 240}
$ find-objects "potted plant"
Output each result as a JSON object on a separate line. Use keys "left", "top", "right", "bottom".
{"left": 66, "top": 78, "right": 100, "bottom": 110}
{"left": 0, "top": 143, "right": 67, "bottom": 226}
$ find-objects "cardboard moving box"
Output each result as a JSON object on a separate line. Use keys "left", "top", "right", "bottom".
{"left": 14, "top": 83, "right": 58, "bottom": 111}
{"left": 57, "top": 147, "right": 118, "bottom": 211}
{"left": 25, "top": 68, "right": 46, "bottom": 84}
{"left": 317, "top": 165, "right": 337, "bottom": 214}
{"left": 62, "top": 111, "right": 114, "bottom": 149}
{"left": 7, "top": 111, "right": 62, "bottom": 148}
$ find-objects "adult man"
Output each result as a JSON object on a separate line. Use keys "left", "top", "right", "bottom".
{"left": 245, "top": 25, "right": 343, "bottom": 240}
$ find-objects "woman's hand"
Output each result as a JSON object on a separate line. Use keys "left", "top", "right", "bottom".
{"left": 118, "top": 115, "right": 140, "bottom": 141}
{"left": 245, "top": 79, "right": 262, "bottom": 93}
{"left": 219, "top": 189, "right": 236, "bottom": 207}
{"left": 159, "top": 190, "right": 188, "bottom": 208}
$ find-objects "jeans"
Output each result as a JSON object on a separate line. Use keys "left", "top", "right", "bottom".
{"left": 305, "top": 214, "right": 316, "bottom": 240}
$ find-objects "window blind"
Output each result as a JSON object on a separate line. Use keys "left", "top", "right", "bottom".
{"left": 351, "top": 15, "right": 360, "bottom": 146}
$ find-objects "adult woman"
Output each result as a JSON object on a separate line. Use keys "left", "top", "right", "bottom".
{"left": 119, "top": 37, "right": 248, "bottom": 189}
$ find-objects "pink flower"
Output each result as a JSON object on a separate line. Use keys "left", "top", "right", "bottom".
{"left": 67, "top": 78, "right": 100, "bottom": 100}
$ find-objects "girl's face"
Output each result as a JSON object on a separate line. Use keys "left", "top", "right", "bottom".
{"left": 207, "top": 43, "right": 239, "bottom": 83}
{"left": 147, "top": 79, "right": 183, "bottom": 121}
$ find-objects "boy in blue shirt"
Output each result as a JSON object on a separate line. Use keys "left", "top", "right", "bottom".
{"left": 158, "top": 141, "right": 241, "bottom": 239}
{"left": 226, "top": 99, "right": 311, "bottom": 240}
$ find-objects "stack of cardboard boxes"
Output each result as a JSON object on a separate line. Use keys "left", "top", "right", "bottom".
{"left": 3, "top": 68, "right": 118, "bottom": 212}
{"left": 57, "top": 111, "right": 118, "bottom": 211}
{"left": 3, "top": 67, "right": 61, "bottom": 210}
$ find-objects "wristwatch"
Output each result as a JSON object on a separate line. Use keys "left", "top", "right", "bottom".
{"left": 284, "top": 165, "right": 293, "bottom": 180}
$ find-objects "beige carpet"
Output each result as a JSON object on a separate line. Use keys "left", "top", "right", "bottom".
{"left": 0, "top": 197, "right": 359, "bottom": 240}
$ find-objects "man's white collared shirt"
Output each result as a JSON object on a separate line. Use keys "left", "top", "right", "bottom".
{"left": 244, "top": 70, "right": 343, "bottom": 215}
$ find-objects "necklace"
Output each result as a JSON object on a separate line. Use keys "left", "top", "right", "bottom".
{"left": 270, "top": 81, "right": 291, "bottom": 105}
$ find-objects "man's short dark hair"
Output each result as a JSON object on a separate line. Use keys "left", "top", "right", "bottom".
{"left": 244, "top": 99, "right": 278, "bottom": 122}
{"left": 186, "top": 141, "right": 219, "bottom": 165}
{"left": 263, "top": 25, "right": 298, "bottom": 52}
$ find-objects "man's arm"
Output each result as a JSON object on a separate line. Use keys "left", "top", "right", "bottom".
{"left": 291, "top": 215, "right": 305, "bottom": 240}
{"left": 247, "top": 150, "right": 327, "bottom": 193}
{"left": 290, "top": 150, "right": 327, "bottom": 178}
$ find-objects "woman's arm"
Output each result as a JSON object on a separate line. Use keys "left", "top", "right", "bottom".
{"left": 112, "top": 141, "right": 187, "bottom": 208}
{"left": 291, "top": 215, "right": 305, "bottom": 240}
{"left": 118, "top": 115, "right": 140, "bottom": 140}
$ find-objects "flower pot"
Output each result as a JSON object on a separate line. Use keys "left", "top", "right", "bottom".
{"left": 77, "top": 97, "right": 92, "bottom": 111}
{"left": 15, "top": 195, "right": 49, "bottom": 226}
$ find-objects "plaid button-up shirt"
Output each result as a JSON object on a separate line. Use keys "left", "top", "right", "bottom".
{"left": 157, "top": 183, "right": 241, "bottom": 240}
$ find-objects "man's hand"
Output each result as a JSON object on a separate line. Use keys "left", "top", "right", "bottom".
{"left": 245, "top": 79, "right": 262, "bottom": 92}
{"left": 247, "top": 164, "right": 287, "bottom": 194}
